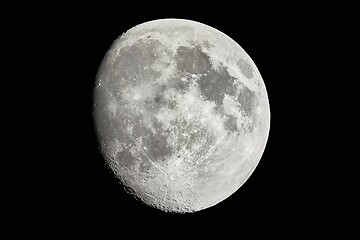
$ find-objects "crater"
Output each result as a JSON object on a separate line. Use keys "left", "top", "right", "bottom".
{"left": 139, "top": 160, "right": 152, "bottom": 173}
{"left": 237, "top": 58, "right": 254, "bottom": 79}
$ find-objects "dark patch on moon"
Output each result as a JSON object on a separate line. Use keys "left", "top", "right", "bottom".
{"left": 110, "top": 39, "right": 162, "bottom": 87}
{"left": 167, "top": 100, "right": 177, "bottom": 109}
{"left": 173, "top": 44, "right": 239, "bottom": 110}
{"left": 142, "top": 81, "right": 185, "bottom": 113}
{"left": 142, "top": 75, "right": 193, "bottom": 114}
{"left": 175, "top": 45, "right": 238, "bottom": 109}
{"left": 170, "top": 118, "right": 217, "bottom": 161}
{"left": 113, "top": 46, "right": 145, "bottom": 81}
{"left": 131, "top": 116, "right": 151, "bottom": 139}
{"left": 197, "top": 64, "right": 237, "bottom": 109}
{"left": 153, "top": 95, "right": 161, "bottom": 103}
{"left": 200, "top": 40, "right": 214, "bottom": 49}
{"left": 138, "top": 118, "right": 173, "bottom": 162}
{"left": 144, "top": 132, "right": 173, "bottom": 162}
{"left": 175, "top": 46, "right": 212, "bottom": 74}
{"left": 237, "top": 85, "right": 257, "bottom": 117}
{"left": 224, "top": 114, "right": 238, "bottom": 133}
{"left": 115, "top": 148, "right": 136, "bottom": 169}
{"left": 237, "top": 58, "right": 254, "bottom": 79}
{"left": 167, "top": 76, "right": 189, "bottom": 94}
{"left": 143, "top": 94, "right": 165, "bottom": 112}
{"left": 131, "top": 39, "right": 163, "bottom": 66}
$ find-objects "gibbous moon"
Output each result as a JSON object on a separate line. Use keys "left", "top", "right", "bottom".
{"left": 93, "top": 19, "right": 270, "bottom": 213}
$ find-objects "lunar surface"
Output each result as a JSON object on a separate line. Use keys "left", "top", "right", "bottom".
{"left": 93, "top": 19, "right": 270, "bottom": 213}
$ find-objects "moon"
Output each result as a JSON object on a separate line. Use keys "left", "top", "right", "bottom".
{"left": 93, "top": 19, "right": 270, "bottom": 213}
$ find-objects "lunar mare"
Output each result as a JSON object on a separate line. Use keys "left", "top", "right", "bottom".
{"left": 93, "top": 19, "right": 270, "bottom": 213}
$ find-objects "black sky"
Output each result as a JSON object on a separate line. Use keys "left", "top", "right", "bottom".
{"left": 9, "top": 1, "right": 358, "bottom": 238}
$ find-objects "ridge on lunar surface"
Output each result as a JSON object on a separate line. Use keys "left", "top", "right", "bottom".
{"left": 93, "top": 19, "right": 270, "bottom": 213}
